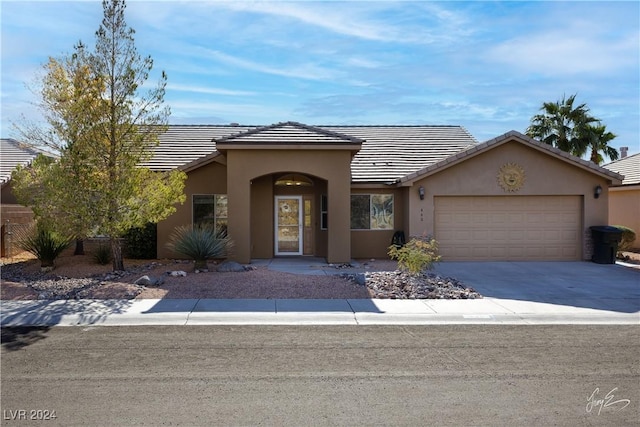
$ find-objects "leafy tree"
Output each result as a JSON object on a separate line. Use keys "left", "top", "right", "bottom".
{"left": 526, "top": 94, "right": 599, "bottom": 157}
{"left": 14, "top": 0, "right": 186, "bottom": 271}
{"left": 14, "top": 44, "right": 103, "bottom": 255}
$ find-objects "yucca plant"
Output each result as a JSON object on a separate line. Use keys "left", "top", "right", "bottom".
{"left": 14, "top": 224, "right": 71, "bottom": 269}
{"left": 93, "top": 244, "right": 112, "bottom": 265}
{"left": 167, "top": 224, "right": 233, "bottom": 269}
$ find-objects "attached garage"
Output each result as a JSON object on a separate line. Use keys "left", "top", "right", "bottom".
{"left": 402, "top": 131, "right": 623, "bottom": 262}
{"left": 435, "top": 196, "right": 582, "bottom": 261}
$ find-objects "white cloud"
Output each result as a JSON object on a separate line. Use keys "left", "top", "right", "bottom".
{"left": 200, "top": 48, "right": 342, "bottom": 81}
{"left": 219, "top": 2, "right": 398, "bottom": 42}
{"left": 167, "top": 83, "right": 256, "bottom": 97}
{"left": 487, "top": 25, "right": 639, "bottom": 76}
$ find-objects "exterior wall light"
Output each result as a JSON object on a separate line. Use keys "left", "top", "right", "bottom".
{"left": 594, "top": 185, "right": 602, "bottom": 199}
{"left": 418, "top": 186, "right": 425, "bottom": 200}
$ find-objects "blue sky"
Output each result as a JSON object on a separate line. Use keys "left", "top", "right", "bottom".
{"left": 2, "top": 1, "right": 639, "bottom": 156}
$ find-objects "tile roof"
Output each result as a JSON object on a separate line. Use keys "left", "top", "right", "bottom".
{"left": 327, "top": 125, "right": 476, "bottom": 183}
{"left": 0, "top": 138, "right": 46, "bottom": 185}
{"left": 604, "top": 153, "right": 640, "bottom": 186}
{"left": 144, "top": 125, "right": 251, "bottom": 171}
{"left": 216, "top": 121, "right": 364, "bottom": 144}
{"left": 147, "top": 124, "right": 477, "bottom": 184}
{"left": 399, "top": 130, "right": 624, "bottom": 185}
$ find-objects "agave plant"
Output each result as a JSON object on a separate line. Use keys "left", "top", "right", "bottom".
{"left": 14, "top": 224, "right": 71, "bottom": 269}
{"left": 167, "top": 224, "right": 233, "bottom": 269}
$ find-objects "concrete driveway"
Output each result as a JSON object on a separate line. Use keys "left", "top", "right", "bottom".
{"left": 433, "top": 261, "right": 640, "bottom": 314}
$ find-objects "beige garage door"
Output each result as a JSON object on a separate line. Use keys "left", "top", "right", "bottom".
{"left": 434, "top": 196, "right": 582, "bottom": 261}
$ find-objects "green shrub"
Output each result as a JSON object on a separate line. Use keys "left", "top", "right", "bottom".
{"left": 124, "top": 223, "right": 157, "bottom": 259}
{"left": 613, "top": 225, "right": 636, "bottom": 252}
{"left": 388, "top": 235, "right": 441, "bottom": 275}
{"left": 166, "top": 224, "right": 233, "bottom": 269}
{"left": 15, "top": 225, "right": 71, "bottom": 269}
{"left": 93, "top": 244, "right": 112, "bottom": 265}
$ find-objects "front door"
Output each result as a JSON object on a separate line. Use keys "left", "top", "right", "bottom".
{"left": 275, "top": 196, "right": 303, "bottom": 255}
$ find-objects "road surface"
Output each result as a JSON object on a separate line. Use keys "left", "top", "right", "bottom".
{"left": 1, "top": 325, "right": 638, "bottom": 425}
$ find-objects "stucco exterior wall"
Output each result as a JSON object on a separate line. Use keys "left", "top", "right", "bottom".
{"left": 406, "top": 141, "right": 610, "bottom": 260}
{"left": 609, "top": 186, "right": 640, "bottom": 248}
{"left": 225, "top": 149, "right": 353, "bottom": 263}
{"left": 157, "top": 161, "right": 227, "bottom": 259}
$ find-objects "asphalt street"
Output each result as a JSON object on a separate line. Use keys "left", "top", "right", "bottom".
{"left": 1, "top": 325, "right": 638, "bottom": 426}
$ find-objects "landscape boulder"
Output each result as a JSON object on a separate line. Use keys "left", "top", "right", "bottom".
{"left": 134, "top": 275, "right": 164, "bottom": 286}
{"left": 216, "top": 261, "right": 247, "bottom": 272}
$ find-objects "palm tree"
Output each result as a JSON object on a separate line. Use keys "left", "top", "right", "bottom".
{"left": 584, "top": 124, "right": 619, "bottom": 165}
{"left": 526, "top": 94, "right": 599, "bottom": 157}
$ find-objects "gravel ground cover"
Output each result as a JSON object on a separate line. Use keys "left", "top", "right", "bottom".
{"left": 0, "top": 253, "right": 484, "bottom": 300}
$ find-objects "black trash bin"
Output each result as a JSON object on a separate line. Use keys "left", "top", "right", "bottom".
{"left": 590, "top": 226, "right": 623, "bottom": 264}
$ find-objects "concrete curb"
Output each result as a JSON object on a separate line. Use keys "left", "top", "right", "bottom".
{"left": 2, "top": 298, "right": 638, "bottom": 327}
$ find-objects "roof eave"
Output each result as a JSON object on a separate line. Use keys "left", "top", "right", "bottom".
{"left": 179, "top": 151, "right": 225, "bottom": 173}
{"left": 216, "top": 143, "right": 362, "bottom": 152}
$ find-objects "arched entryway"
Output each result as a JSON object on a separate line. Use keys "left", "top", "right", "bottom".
{"left": 250, "top": 172, "right": 327, "bottom": 258}
{"left": 217, "top": 122, "right": 361, "bottom": 263}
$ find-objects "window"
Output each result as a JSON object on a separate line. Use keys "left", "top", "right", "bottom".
{"left": 193, "top": 195, "right": 228, "bottom": 236}
{"left": 350, "top": 194, "right": 394, "bottom": 230}
{"left": 320, "top": 194, "right": 328, "bottom": 230}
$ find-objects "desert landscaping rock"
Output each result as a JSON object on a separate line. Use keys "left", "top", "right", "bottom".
{"left": 1, "top": 255, "right": 482, "bottom": 300}
{"left": 134, "top": 275, "right": 164, "bottom": 287}
{"left": 342, "top": 270, "right": 482, "bottom": 299}
{"left": 216, "top": 261, "right": 247, "bottom": 273}
{"left": 167, "top": 270, "right": 188, "bottom": 277}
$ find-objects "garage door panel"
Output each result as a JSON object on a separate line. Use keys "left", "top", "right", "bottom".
{"left": 435, "top": 196, "right": 581, "bottom": 261}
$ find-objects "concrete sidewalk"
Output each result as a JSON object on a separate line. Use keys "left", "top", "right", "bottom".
{"left": 2, "top": 296, "right": 638, "bottom": 326}
{"left": 2, "top": 260, "right": 638, "bottom": 327}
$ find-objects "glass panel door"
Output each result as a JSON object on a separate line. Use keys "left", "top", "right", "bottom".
{"left": 275, "top": 196, "right": 302, "bottom": 255}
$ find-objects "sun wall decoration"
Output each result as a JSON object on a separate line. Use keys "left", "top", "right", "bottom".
{"left": 497, "top": 163, "right": 526, "bottom": 192}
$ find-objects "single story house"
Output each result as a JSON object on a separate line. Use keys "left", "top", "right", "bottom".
{"left": 150, "top": 122, "right": 622, "bottom": 263}
{"left": 605, "top": 151, "right": 640, "bottom": 248}
{"left": 0, "top": 138, "right": 43, "bottom": 256}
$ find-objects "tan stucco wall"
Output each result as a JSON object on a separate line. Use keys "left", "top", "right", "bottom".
{"left": 405, "top": 141, "right": 611, "bottom": 260}
{"left": 225, "top": 149, "right": 353, "bottom": 263}
{"left": 609, "top": 186, "right": 640, "bottom": 248}
{"left": 157, "top": 137, "right": 616, "bottom": 262}
{"left": 157, "top": 161, "right": 227, "bottom": 259}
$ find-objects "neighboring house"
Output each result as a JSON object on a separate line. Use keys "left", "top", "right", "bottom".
{"left": 0, "top": 138, "right": 44, "bottom": 256}
{"left": 150, "top": 122, "right": 622, "bottom": 263}
{"left": 605, "top": 151, "right": 640, "bottom": 249}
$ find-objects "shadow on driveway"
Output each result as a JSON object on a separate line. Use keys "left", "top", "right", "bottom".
{"left": 433, "top": 261, "right": 640, "bottom": 314}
